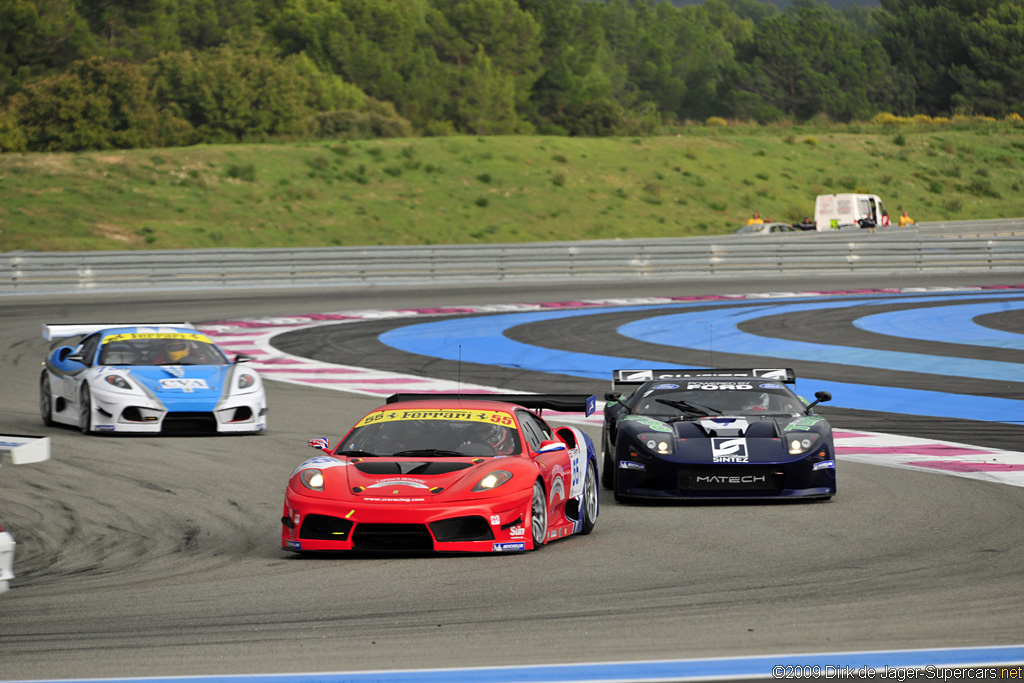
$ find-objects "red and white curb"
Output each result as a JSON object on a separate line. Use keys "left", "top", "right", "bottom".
{"left": 198, "top": 290, "right": 1024, "bottom": 489}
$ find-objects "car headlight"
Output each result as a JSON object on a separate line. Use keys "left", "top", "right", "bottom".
{"left": 104, "top": 375, "right": 133, "bottom": 390}
{"left": 638, "top": 432, "right": 673, "bottom": 455}
{"left": 785, "top": 432, "right": 822, "bottom": 455}
{"left": 472, "top": 470, "right": 512, "bottom": 492}
{"left": 299, "top": 469, "right": 324, "bottom": 491}
{"left": 238, "top": 373, "right": 256, "bottom": 390}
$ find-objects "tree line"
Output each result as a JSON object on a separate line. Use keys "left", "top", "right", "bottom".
{"left": 1, "top": 0, "right": 1021, "bottom": 152}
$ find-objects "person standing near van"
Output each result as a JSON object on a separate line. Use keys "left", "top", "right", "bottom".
{"left": 899, "top": 210, "right": 916, "bottom": 226}
{"left": 747, "top": 212, "right": 763, "bottom": 225}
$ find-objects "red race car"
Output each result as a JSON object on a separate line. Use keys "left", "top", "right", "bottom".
{"left": 281, "top": 393, "right": 598, "bottom": 553}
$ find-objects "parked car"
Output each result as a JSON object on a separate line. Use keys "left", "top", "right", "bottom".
{"left": 734, "top": 221, "right": 801, "bottom": 234}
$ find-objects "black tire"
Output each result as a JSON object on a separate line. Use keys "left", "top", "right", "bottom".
{"left": 612, "top": 460, "right": 630, "bottom": 503}
{"left": 580, "top": 459, "right": 599, "bottom": 535}
{"left": 79, "top": 386, "right": 93, "bottom": 434}
{"left": 40, "top": 373, "right": 55, "bottom": 427}
{"left": 530, "top": 480, "right": 547, "bottom": 550}
{"left": 601, "top": 449, "right": 614, "bottom": 489}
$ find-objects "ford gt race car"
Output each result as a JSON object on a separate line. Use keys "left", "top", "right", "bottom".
{"left": 602, "top": 369, "right": 835, "bottom": 501}
{"left": 282, "top": 393, "right": 599, "bottom": 554}
{"left": 40, "top": 324, "right": 267, "bottom": 435}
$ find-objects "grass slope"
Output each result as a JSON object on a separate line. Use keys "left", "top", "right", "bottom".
{"left": 1, "top": 125, "right": 1022, "bottom": 252}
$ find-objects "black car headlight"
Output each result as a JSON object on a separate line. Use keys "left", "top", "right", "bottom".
{"left": 785, "top": 432, "right": 822, "bottom": 455}
{"left": 638, "top": 432, "right": 674, "bottom": 455}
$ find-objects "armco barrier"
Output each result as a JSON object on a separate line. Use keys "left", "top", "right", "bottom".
{"left": 2, "top": 219, "right": 1023, "bottom": 295}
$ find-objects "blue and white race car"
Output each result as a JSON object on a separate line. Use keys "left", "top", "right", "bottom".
{"left": 40, "top": 324, "right": 267, "bottom": 435}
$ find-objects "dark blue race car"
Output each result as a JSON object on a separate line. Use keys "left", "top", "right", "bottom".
{"left": 601, "top": 368, "right": 835, "bottom": 502}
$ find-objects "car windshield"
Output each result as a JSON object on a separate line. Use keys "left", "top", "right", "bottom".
{"left": 98, "top": 334, "right": 227, "bottom": 366}
{"left": 340, "top": 412, "right": 523, "bottom": 457}
{"left": 632, "top": 383, "right": 805, "bottom": 417}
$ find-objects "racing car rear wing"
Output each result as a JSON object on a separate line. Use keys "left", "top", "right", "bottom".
{"left": 44, "top": 323, "right": 195, "bottom": 340}
{"left": 612, "top": 368, "right": 796, "bottom": 390}
{"left": 386, "top": 393, "right": 597, "bottom": 417}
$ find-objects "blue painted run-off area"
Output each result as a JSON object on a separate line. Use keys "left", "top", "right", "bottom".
{"left": 378, "top": 291, "right": 1024, "bottom": 425}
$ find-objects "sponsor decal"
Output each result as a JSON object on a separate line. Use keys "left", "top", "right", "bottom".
{"left": 549, "top": 474, "right": 565, "bottom": 504}
{"left": 366, "top": 479, "right": 430, "bottom": 490}
{"left": 355, "top": 408, "right": 515, "bottom": 428}
{"left": 285, "top": 540, "right": 302, "bottom": 549}
{"left": 509, "top": 526, "right": 526, "bottom": 537}
{"left": 759, "top": 383, "right": 784, "bottom": 389}
{"left": 622, "top": 415, "right": 672, "bottom": 432}
{"left": 159, "top": 378, "right": 209, "bottom": 391}
{"left": 699, "top": 417, "right": 750, "bottom": 434}
{"left": 164, "top": 366, "right": 186, "bottom": 378}
{"left": 785, "top": 416, "right": 824, "bottom": 431}
{"left": 103, "top": 332, "right": 212, "bottom": 344}
{"left": 622, "top": 370, "right": 654, "bottom": 382}
{"left": 567, "top": 442, "right": 585, "bottom": 498}
{"left": 686, "top": 382, "right": 752, "bottom": 390}
{"left": 493, "top": 542, "right": 525, "bottom": 552}
{"left": 361, "top": 497, "right": 427, "bottom": 503}
{"left": 696, "top": 475, "right": 767, "bottom": 484}
{"left": 814, "top": 460, "right": 836, "bottom": 470}
{"left": 96, "top": 425, "right": 115, "bottom": 431}
{"left": 651, "top": 383, "right": 679, "bottom": 390}
{"left": 712, "top": 437, "right": 749, "bottom": 462}
{"left": 619, "top": 461, "right": 646, "bottom": 471}
{"left": 490, "top": 515, "right": 500, "bottom": 525}
{"left": 290, "top": 456, "right": 348, "bottom": 477}
{"left": 754, "top": 369, "right": 790, "bottom": 380}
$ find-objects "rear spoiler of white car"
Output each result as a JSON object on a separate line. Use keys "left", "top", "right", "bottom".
{"left": 612, "top": 368, "right": 796, "bottom": 390}
{"left": 0, "top": 434, "right": 50, "bottom": 466}
{"left": 43, "top": 323, "right": 195, "bottom": 341}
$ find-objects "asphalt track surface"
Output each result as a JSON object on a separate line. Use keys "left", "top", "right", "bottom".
{"left": 1, "top": 273, "right": 1023, "bottom": 681}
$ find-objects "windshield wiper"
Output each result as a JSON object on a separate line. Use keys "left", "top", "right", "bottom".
{"left": 656, "top": 398, "right": 722, "bottom": 417}
{"left": 333, "top": 449, "right": 379, "bottom": 457}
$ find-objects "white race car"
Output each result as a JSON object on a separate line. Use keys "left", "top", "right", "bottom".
{"left": 41, "top": 323, "right": 267, "bottom": 435}
{"left": 1, "top": 435, "right": 50, "bottom": 594}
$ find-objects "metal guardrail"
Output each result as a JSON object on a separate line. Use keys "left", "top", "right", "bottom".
{"left": 2, "top": 219, "right": 1023, "bottom": 294}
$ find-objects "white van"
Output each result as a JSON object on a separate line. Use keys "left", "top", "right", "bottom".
{"left": 814, "top": 193, "right": 890, "bottom": 230}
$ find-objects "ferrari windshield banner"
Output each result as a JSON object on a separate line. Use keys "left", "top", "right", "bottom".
{"left": 356, "top": 408, "right": 515, "bottom": 428}
{"left": 101, "top": 332, "right": 212, "bottom": 345}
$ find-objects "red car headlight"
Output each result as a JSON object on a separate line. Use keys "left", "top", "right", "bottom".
{"left": 299, "top": 469, "right": 325, "bottom": 491}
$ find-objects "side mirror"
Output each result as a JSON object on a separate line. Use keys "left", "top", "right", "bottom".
{"left": 66, "top": 353, "right": 86, "bottom": 364}
{"left": 604, "top": 391, "right": 622, "bottom": 402}
{"left": 535, "top": 440, "right": 567, "bottom": 456}
{"left": 806, "top": 391, "right": 832, "bottom": 411}
{"left": 234, "top": 353, "right": 253, "bottom": 363}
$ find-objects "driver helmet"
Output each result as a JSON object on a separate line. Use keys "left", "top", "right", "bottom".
{"left": 166, "top": 340, "right": 190, "bottom": 362}
{"left": 744, "top": 392, "right": 771, "bottom": 412}
{"left": 468, "top": 422, "right": 516, "bottom": 455}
